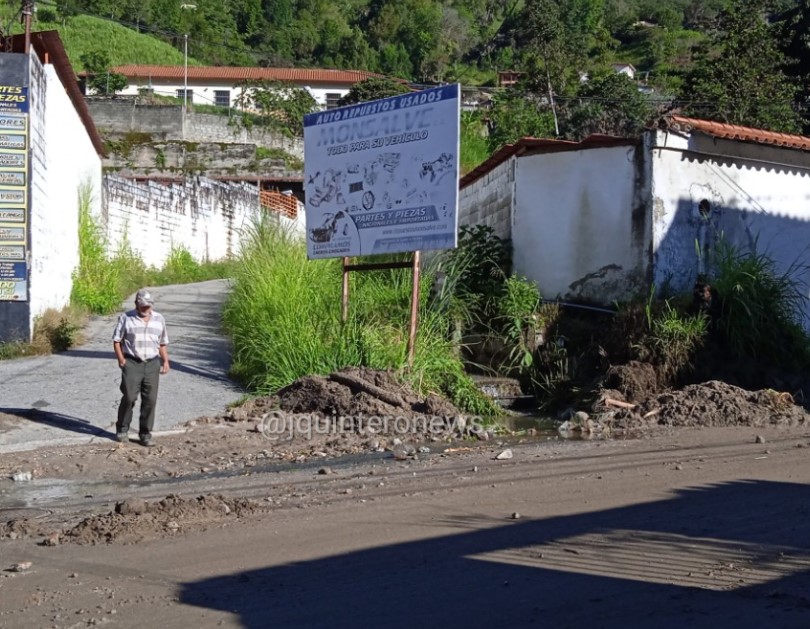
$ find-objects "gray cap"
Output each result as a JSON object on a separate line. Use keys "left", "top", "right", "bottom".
{"left": 135, "top": 289, "right": 154, "bottom": 306}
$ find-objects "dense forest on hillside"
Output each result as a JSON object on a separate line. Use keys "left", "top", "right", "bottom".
{"left": 4, "top": 0, "right": 810, "bottom": 136}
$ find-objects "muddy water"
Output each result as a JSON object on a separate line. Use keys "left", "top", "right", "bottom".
{"left": 0, "top": 418, "right": 583, "bottom": 514}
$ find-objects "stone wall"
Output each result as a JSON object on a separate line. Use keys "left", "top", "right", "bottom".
{"left": 106, "top": 141, "right": 299, "bottom": 180}
{"left": 86, "top": 98, "right": 304, "bottom": 158}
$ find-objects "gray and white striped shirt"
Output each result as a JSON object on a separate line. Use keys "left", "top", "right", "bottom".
{"left": 112, "top": 309, "right": 169, "bottom": 361}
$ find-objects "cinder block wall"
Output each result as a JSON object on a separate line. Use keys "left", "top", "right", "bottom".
{"left": 458, "top": 157, "right": 514, "bottom": 240}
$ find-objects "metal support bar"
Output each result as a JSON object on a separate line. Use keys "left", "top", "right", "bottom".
{"left": 406, "top": 251, "right": 421, "bottom": 368}
{"left": 340, "top": 253, "right": 422, "bottom": 368}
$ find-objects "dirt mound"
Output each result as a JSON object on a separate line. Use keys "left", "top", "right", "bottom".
{"left": 60, "top": 494, "right": 266, "bottom": 545}
{"left": 655, "top": 381, "right": 807, "bottom": 428}
{"left": 604, "top": 361, "right": 659, "bottom": 403}
{"left": 217, "top": 368, "right": 468, "bottom": 455}
{"left": 0, "top": 518, "right": 46, "bottom": 541}
{"left": 276, "top": 367, "right": 460, "bottom": 418}
{"left": 601, "top": 380, "right": 809, "bottom": 434}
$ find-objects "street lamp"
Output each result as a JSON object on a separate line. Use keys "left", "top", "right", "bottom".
{"left": 180, "top": 3, "right": 196, "bottom": 139}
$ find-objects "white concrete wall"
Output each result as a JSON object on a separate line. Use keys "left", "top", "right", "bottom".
{"left": 28, "top": 58, "right": 102, "bottom": 326}
{"left": 650, "top": 129, "right": 810, "bottom": 325}
{"left": 512, "top": 145, "right": 651, "bottom": 303}
{"left": 119, "top": 79, "right": 352, "bottom": 109}
{"left": 458, "top": 157, "right": 514, "bottom": 240}
{"left": 102, "top": 175, "right": 260, "bottom": 268}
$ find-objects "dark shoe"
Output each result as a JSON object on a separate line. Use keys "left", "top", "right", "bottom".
{"left": 115, "top": 432, "right": 128, "bottom": 443}
{"left": 139, "top": 434, "right": 155, "bottom": 447}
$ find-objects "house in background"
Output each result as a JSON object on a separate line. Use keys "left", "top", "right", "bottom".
{"left": 497, "top": 71, "right": 524, "bottom": 88}
{"left": 96, "top": 65, "right": 387, "bottom": 110}
{"left": 0, "top": 31, "right": 104, "bottom": 342}
{"left": 459, "top": 115, "right": 810, "bottom": 326}
{"left": 611, "top": 63, "right": 637, "bottom": 80}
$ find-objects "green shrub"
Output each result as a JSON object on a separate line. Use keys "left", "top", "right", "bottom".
{"left": 640, "top": 293, "right": 708, "bottom": 381}
{"left": 712, "top": 241, "right": 810, "bottom": 367}
{"left": 71, "top": 185, "right": 121, "bottom": 314}
{"left": 497, "top": 274, "right": 541, "bottom": 370}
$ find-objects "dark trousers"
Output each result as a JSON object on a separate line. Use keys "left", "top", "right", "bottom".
{"left": 116, "top": 357, "right": 161, "bottom": 436}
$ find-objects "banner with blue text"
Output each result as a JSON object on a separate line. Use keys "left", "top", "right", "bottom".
{"left": 303, "top": 84, "right": 460, "bottom": 259}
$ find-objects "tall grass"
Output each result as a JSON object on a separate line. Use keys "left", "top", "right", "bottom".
{"left": 640, "top": 292, "right": 708, "bottom": 382}
{"left": 71, "top": 187, "right": 235, "bottom": 314}
{"left": 71, "top": 185, "right": 122, "bottom": 314}
{"left": 713, "top": 241, "right": 810, "bottom": 366}
{"left": 222, "top": 217, "right": 498, "bottom": 414}
{"left": 460, "top": 112, "right": 491, "bottom": 176}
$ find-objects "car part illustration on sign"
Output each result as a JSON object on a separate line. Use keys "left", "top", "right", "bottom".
{"left": 308, "top": 211, "right": 350, "bottom": 243}
{"left": 308, "top": 169, "right": 346, "bottom": 208}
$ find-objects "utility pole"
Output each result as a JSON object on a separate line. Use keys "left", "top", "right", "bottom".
{"left": 22, "top": 0, "right": 34, "bottom": 54}
{"left": 183, "top": 33, "right": 188, "bottom": 139}
{"left": 180, "top": 3, "right": 196, "bottom": 140}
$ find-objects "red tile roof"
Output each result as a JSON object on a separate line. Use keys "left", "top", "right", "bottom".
{"left": 109, "top": 65, "right": 386, "bottom": 85}
{"left": 460, "top": 135, "right": 638, "bottom": 188}
{"left": 667, "top": 115, "right": 810, "bottom": 152}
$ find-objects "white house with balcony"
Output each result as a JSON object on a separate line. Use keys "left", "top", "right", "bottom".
{"left": 100, "top": 65, "right": 387, "bottom": 110}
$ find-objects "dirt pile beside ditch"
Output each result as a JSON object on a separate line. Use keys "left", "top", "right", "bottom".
{"left": 214, "top": 368, "right": 471, "bottom": 455}
{"left": 597, "top": 379, "right": 809, "bottom": 435}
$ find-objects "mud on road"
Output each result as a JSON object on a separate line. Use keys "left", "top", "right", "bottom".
{"left": 1, "top": 424, "right": 810, "bottom": 628}
{"left": 1, "top": 368, "right": 810, "bottom": 628}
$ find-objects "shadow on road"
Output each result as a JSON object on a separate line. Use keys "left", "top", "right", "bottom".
{"left": 0, "top": 407, "right": 116, "bottom": 441}
{"left": 180, "top": 480, "right": 810, "bottom": 628}
{"left": 61, "top": 349, "right": 236, "bottom": 384}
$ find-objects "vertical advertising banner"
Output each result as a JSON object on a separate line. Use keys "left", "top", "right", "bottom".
{"left": 0, "top": 109, "right": 28, "bottom": 301}
{"left": 303, "top": 84, "right": 460, "bottom": 259}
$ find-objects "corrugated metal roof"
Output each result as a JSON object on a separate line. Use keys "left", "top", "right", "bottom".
{"left": 109, "top": 65, "right": 385, "bottom": 85}
{"left": 460, "top": 135, "right": 638, "bottom": 188}
{"left": 667, "top": 115, "right": 810, "bottom": 152}
{"left": 4, "top": 31, "right": 106, "bottom": 157}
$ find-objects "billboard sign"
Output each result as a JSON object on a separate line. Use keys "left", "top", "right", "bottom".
{"left": 303, "top": 84, "right": 460, "bottom": 259}
{"left": 0, "top": 86, "right": 28, "bottom": 113}
{"left": 0, "top": 110, "right": 27, "bottom": 300}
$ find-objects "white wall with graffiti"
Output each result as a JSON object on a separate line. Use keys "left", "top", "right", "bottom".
{"left": 651, "top": 129, "right": 810, "bottom": 319}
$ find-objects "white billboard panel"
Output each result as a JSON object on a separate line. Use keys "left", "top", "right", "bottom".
{"left": 303, "top": 84, "right": 460, "bottom": 259}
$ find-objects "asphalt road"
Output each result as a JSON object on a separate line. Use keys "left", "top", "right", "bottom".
{"left": 0, "top": 280, "right": 245, "bottom": 452}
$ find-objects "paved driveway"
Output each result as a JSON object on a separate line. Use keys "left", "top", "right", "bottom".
{"left": 0, "top": 280, "right": 245, "bottom": 452}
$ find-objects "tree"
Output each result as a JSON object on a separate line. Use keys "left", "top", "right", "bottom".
{"left": 338, "top": 77, "right": 411, "bottom": 106}
{"left": 486, "top": 88, "right": 557, "bottom": 151}
{"left": 562, "top": 70, "right": 657, "bottom": 139}
{"left": 80, "top": 50, "right": 128, "bottom": 95}
{"left": 235, "top": 81, "right": 316, "bottom": 136}
{"left": 774, "top": 0, "right": 810, "bottom": 130}
{"left": 680, "top": 0, "right": 800, "bottom": 132}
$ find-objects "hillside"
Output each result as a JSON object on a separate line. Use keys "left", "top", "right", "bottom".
{"left": 3, "top": 14, "right": 199, "bottom": 72}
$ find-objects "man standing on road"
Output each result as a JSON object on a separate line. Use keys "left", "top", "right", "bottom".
{"left": 112, "top": 289, "right": 170, "bottom": 446}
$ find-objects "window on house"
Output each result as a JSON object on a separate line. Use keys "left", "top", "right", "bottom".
{"left": 325, "top": 93, "right": 342, "bottom": 110}
{"left": 176, "top": 89, "right": 193, "bottom": 103}
{"left": 214, "top": 90, "right": 230, "bottom": 107}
